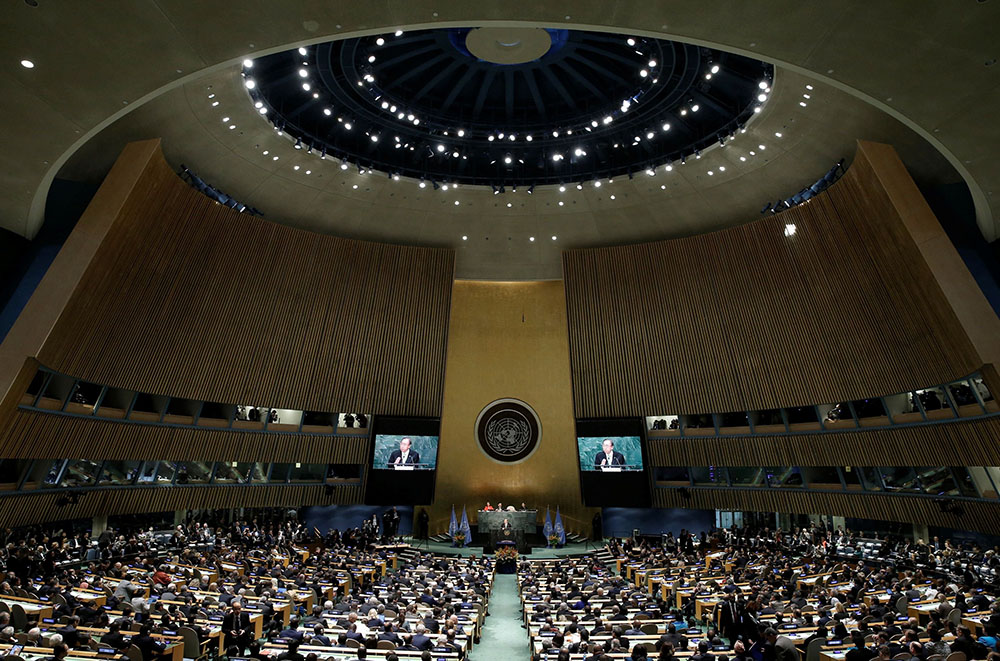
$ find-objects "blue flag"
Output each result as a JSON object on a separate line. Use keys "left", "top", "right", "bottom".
{"left": 459, "top": 507, "right": 471, "bottom": 548}
{"left": 543, "top": 507, "right": 553, "bottom": 545}
{"left": 448, "top": 505, "right": 458, "bottom": 545}
{"left": 554, "top": 507, "right": 566, "bottom": 546}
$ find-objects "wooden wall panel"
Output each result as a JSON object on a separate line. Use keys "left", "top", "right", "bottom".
{"left": 0, "top": 409, "right": 371, "bottom": 463}
{"left": 0, "top": 483, "right": 361, "bottom": 528}
{"left": 563, "top": 143, "right": 982, "bottom": 417}
{"left": 33, "top": 141, "right": 454, "bottom": 417}
{"left": 648, "top": 417, "right": 1000, "bottom": 468}
{"left": 652, "top": 487, "right": 1000, "bottom": 535}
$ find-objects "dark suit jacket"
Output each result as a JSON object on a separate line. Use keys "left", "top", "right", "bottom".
{"left": 387, "top": 449, "right": 420, "bottom": 466}
{"left": 411, "top": 634, "right": 433, "bottom": 650}
{"left": 594, "top": 450, "right": 626, "bottom": 468}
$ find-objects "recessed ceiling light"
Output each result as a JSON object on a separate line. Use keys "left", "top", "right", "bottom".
{"left": 20, "top": 59, "right": 34, "bottom": 69}
{"left": 506, "top": 203, "right": 512, "bottom": 208}
{"left": 551, "top": 236, "right": 557, "bottom": 241}
{"left": 244, "top": 79, "right": 256, "bottom": 89}
{"left": 211, "top": 101, "right": 219, "bottom": 106}
{"left": 774, "top": 132, "right": 783, "bottom": 138}
{"left": 298, "top": 47, "right": 307, "bottom": 56}
{"left": 243, "top": 59, "right": 254, "bottom": 68}
{"left": 454, "top": 200, "right": 460, "bottom": 206}
{"left": 294, "top": 165, "right": 300, "bottom": 170}
{"left": 558, "top": 201, "right": 564, "bottom": 206}
{"left": 529, "top": 237, "right": 535, "bottom": 242}
{"left": 376, "top": 37, "right": 385, "bottom": 46}
{"left": 610, "top": 195, "right": 616, "bottom": 200}
{"left": 395, "top": 30, "right": 404, "bottom": 36}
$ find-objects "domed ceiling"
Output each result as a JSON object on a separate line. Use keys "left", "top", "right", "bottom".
{"left": 245, "top": 28, "right": 773, "bottom": 186}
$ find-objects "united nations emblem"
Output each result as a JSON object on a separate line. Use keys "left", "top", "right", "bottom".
{"left": 475, "top": 398, "right": 541, "bottom": 463}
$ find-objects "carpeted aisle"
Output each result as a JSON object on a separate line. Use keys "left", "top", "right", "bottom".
{"left": 476, "top": 573, "right": 529, "bottom": 661}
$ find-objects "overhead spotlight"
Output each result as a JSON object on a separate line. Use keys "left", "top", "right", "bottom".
{"left": 552, "top": 153, "right": 564, "bottom": 162}
{"left": 759, "top": 80, "right": 769, "bottom": 89}
{"left": 376, "top": 37, "right": 385, "bottom": 46}
{"left": 395, "top": 30, "right": 403, "bottom": 36}
{"left": 504, "top": 155, "right": 512, "bottom": 164}
{"left": 306, "top": 143, "right": 313, "bottom": 154}
{"left": 340, "top": 162, "right": 349, "bottom": 170}
{"left": 680, "top": 155, "right": 686, "bottom": 165}
{"left": 419, "top": 180, "right": 427, "bottom": 188}
{"left": 392, "top": 174, "right": 400, "bottom": 181}
{"left": 711, "top": 65, "right": 720, "bottom": 74}
{"left": 661, "top": 123, "right": 671, "bottom": 131}
{"left": 591, "top": 120, "right": 599, "bottom": 128}
{"left": 492, "top": 184, "right": 499, "bottom": 195}
{"left": 626, "top": 38, "right": 636, "bottom": 46}
{"left": 576, "top": 183, "right": 583, "bottom": 190}
{"left": 527, "top": 185, "right": 534, "bottom": 195}
{"left": 646, "top": 131, "right": 654, "bottom": 139}
{"left": 691, "top": 104, "right": 699, "bottom": 112}
{"left": 488, "top": 135, "right": 495, "bottom": 142}
{"left": 665, "top": 164, "right": 673, "bottom": 171}
{"left": 639, "top": 69, "right": 648, "bottom": 78}
{"left": 244, "top": 79, "right": 256, "bottom": 89}
{"left": 299, "top": 68, "right": 308, "bottom": 78}
{"left": 645, "top": 168, "right": 655, "bottom": 176}
{"left": 243, "top": 58, "right": 254, "bottom": 68}
{"left": 603, "top": 116, "right": 613, "bottom": 124}
{"left": 294, "top": 138, "right": 302, "bottom": 149}
{"left": 558, "top": 185, "right": 566, "bottom": 192}
{"left": 594, "top": 180, "right": 601, "bottom": 188}
{"left": 441, "top": 184, "right": 449, "bottom": 191}
{"left": 298, "top": 47, "right": 307, "bottom": 56}
{"left": 436, "top": 144, "right": 445, "bottom": 153}
{"left": 368, "top": 55, "right": 376, "bottom": 63}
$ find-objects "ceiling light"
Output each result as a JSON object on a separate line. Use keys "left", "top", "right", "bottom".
{"left": 222, "top": 116, "right": 230, "bottom": 122}
{"left": 551, "top": 236, "right": 557, "bottom": 241}
{"left": 529, "top": 237, "right": 535, "bottom": 242}
{"left": 258, "top": 107, "right": 267, "bottom": 114}
{"left": 392, "top": 174, "right": 400, "bottom": 181}
{"left": 242, "top": 59, "right": 253, "bottom": 68}
{"left": 800, "top": 101, "right": 808, "bottom": 107}
{"left": 294, "top": 165, "right": 300, "bottom": 171}
{"left": 324, "top": 108, "right": 331, "bottom": 116}
{"left": 806, "top": 84, "right": 814, "bottom": 90}
{"left": 591, "top": 120, "right": 599, "bottom": 128}
{"left": 508, "top": 134, "right": 515, "bottom": 141}
{"left": 454, "top": 200, "right": 460, "bottom": 206}
{"left": 784, "top": 223, "right": 797, "bottom": 237}
{"left": 442, "top": 184, "right": 449, "bottom": 191}
{"left": 211, "top": 101, "right": 219, "bottom": 106}
{"left": 707, "top": 171, "right": 714, "bottom": 176}
{"left": 340, "top": 163, "right": 348, "bottom": 170}
{"left": 691, "top": 104, "right": 699, "bottom": 112}
{"left": 552, "top": 153, "right": 563, "bottom": 162}
{"left": 344, "top": 122, "right": 352, "bottom": 130}
{"left": 718, "top": 166, "right": 725, "bottom": 171}
{"left": 228, "top": 125, "right": 236, "bottom": 129}
{"left": 368, "top": 55, "right": 376, "bottom": 63}
{"left": 711, "top": 65, "right": 720, "bottom": 74}
{"left": 436, "top": 144, "right": 445, "bottom": 153}
{"left": 299, "top": 68, "right": 308, "bottom": 78}
{"left": 273, "top": 156, "right": 279, "bottom": 161}
{"left": 645, "top": 168, "right": 655, "bottom": 176}
{"left": 352, "top": 184, "right": 358, "bottom": 189}
{"left": 705, "top": 74, "right": 713, "bottom": 80}
{"left": 662, "top": 123, "right": 671, "bottom": 131}
{"left": 457, "top": 129, "right": 465, "bottom": 137}
{"left": 680, "top": 109, "right": 687, "bottom": 116}
{"left": 558, "top": 185, "right": 566, "bottom": 192}
{"left": 759, "top": 144, "right": 766, "bottom": 150}
{"left": 302, "top": 83, "right": 311, "bottom": 91}
{"left": 576, "top": 184, "right": 583, "bottom": 190}
{"left": 626, "top": 38, "right": 636, "bottom": 46}
{"left": 739, "top": 156, "right": 746, "bottom": 161}
{"left": 504, "top": 156, "right": 512, "bottom": 164}
{"left": 558, "top": 201, "right": 564, "bottom": 206}
{"left": 610, "top": 195, "right": 616, "bottom": 200}
{"left": 506, "top": 203, "right": 512, "bottom": 208}
{"left": 525, "top": 135, "right": 533, "bottom": 142}
{"left": 488, "top": 135, "right": 495, "bottom": 142}
{"left": 370, "top": 135, "right": 378, "bottom": 142}
{"left": 648, "top": 59, "right": 657, "bottom": 67}
{"left": 419, "top": 181, "right": 426, "bottom": 188}
{"left": 759, "top": 81, "right": 768, "bottom": 89}
{"left": 452, "top": 151, "right": 459, "bottom": 158}
{"left": 665, "top": 165, "right": 673, "bottom": 171}
{"left": 754, "top": 106, "right": 762, "bottom": 113}
{"left": 775, "top": 132, "right": 782, "bottom": 138}
{"left": 262, "top": 150, "right": 268, "bottom": 155}
{"left": 552, "top": 130, "right": 559, "bottom": 137}
{"left": 298, "top": 47, "right": 307, "bottom": 56}
{"left": 803, "top": 94, "right": 811, "bottom": 99}
{"left": 244, "top": 79, "right": 256, "bottom": 89}
{"left": 594, "top": 181, "right": 601, "bottom": 188}
{"left": 376, "top": 37, "right": 385, "bottom": 46}
{"left": 639, "top": 69, "right": 648, "bottom": 78}
{"left": 646, "top": 131, "right": 654, "bottom": 139}
{"left": 395, "top": 30, "right": 403, "bottom": 36}
{"left": 305, "top": 170, "right": 311, "bottom": 175}
{"left": 758, "top": 93, "right": 767, "bottom": 102}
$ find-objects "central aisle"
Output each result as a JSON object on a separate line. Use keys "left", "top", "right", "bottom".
{"left": 478, "top": 573, "right": 528, "bottom": 661}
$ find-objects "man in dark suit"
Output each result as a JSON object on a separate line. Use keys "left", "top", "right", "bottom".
{"left": 387, "top": 437, "right": 420, "bottom": 467}
{"left": 222, "top": 602, "right": 252, "bottom": 653}
{"left": 310, "top": 624, "right": 331, "bottom": 647}
{"left": 132, "top": 624, "right": 166, "bottom": 661}
{"left": 719, "top": 594, "right": 741, "bottom": 643}
{"left": 594, "top": 438, "right": 626, "bottom": 468}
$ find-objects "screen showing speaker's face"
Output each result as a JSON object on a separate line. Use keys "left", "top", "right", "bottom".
{"left": 578, "top": 436, "right": 643, "bottom": 472}
{"left": 373, "top": 434, "right": 439, "bottom": 470}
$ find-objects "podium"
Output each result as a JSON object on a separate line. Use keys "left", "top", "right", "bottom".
{"left": 479, "top": 510, "right": 535, "bottom": 553}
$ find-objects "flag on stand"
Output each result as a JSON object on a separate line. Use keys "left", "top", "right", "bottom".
{"left": 459, "top": 507, "right": 471, "bottom": 548}
{"left": 543, "top": 507, "right": 553, "bottom": 547}
{"left": 448, "top": 505, "right": 458, "bottom": 546}
{"left": 554, "top": 507, "right": 566, "bottom": 546}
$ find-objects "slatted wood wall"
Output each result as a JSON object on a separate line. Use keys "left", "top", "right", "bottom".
{"left": 652, "top": 487, "right": 1000, "bottom": 535}
{"left": 647, "top": 417, "right": 1000, "bottom": 468}
{"left": 0, "top": 409, "right": 371, "bottom": 463}
{"left": 563, "top": 145, "right": 982, "bottom": 417}
{"left": 0, "top": 483, "right": 360, "bottom": 528}
{"left": 35, "top": 145, "right": 454, "bottom": 417}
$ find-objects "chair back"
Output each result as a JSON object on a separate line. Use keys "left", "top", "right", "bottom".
{"left": 641, "top": 623, "right": 658, "bottom": 635}
{"left": 345, "top": 638, "right": 361, "bottom": 648}
{"left": 376, "top": 640, "right": 396, "bottom": 650}
{"left": 805, "top": 638, "right": 825, "bottom": 661}
{"left": 125, "top": 644, "right": 143, "bottom": 661}
{"left": 895, "top": 596, "right": 908, "bottom": 614}
{"left": 10, "top": 603, "right": 27, "bottom": 631}
{"left": 947, "top": 608, "right": 962, "bottom": 626}
{"left": 178, "top": 626, "right": 201, "bottom": 659}
{"left": 946, "top": 653, "right": 967, "bottom": 661}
